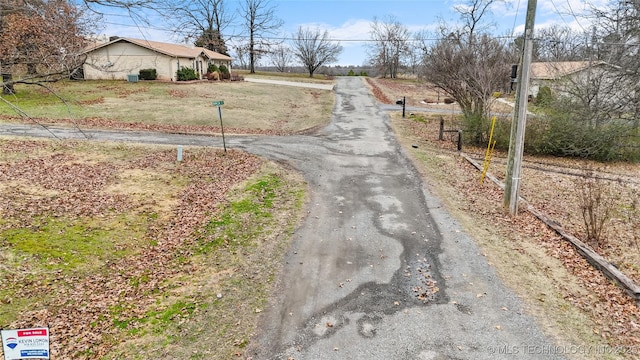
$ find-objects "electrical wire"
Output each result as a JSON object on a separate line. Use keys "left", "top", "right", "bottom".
{"left": 549, "top": 0, "right": 573, "bottom": 28}
{"left": 564, "top": 0, "right": 587, "bottom": 32}
{"left": 511, "top": 0, "right": 522, "bottom": 35}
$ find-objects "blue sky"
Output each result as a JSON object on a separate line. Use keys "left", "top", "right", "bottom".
{"left": 96, "top": 0, "right": 601, "bottom": 66}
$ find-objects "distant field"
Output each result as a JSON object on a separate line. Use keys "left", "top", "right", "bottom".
{"left": 0, "top": 78, "right": 335, "bottom": 135}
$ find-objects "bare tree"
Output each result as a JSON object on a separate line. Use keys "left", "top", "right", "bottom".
{"left": 421, "top": 0, "right": 514, "bottom": 144}
{"left": 268, "top": 44, "right": 292, "bottom": 72}
{"left": 238, "top": 0, "right": 283, "bottom": 73}
{"left": 367, "top": 15, "right": 410, "bottom": 78}
{"left": 168, "top": 0, "right": 233, "bottom": 55}
{"left": 232, "top": 43, "right": 250, "bottom": 69}
{"left": 532, "top": 25, "right": 587, "bottom": 61}
{"left": 590, "top": 0, "right": 640, "bottom": 130}
{"left": 408, "top": 30, "right": 431, "bottom": 77}
{"left": 452, "top": 0, "right": 497, "bottom": 41}
{"left": 424, "top": 34, "right": 512, "bottom": 130}
{"left": 291, "top": 27, "right": 342, "bottom": 78}
{"left": 82, "top": 0, "right": 156, "bottom": 7}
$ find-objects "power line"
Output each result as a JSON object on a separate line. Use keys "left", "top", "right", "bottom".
{"left": 564, "top": 0, "right": 587, "bottom": 32}
{"left": 97, "top": 21, "right": 520, "bottom": 43}
{"left": 549, "top": 0, "right": 573, "bottom": 28}
{"left": 511, "top": 0, "right": 522, "bottom": 34}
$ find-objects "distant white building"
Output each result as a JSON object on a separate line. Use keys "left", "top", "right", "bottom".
{"left": 528, "top": 61, "right": 614, "bottom": 97}
{"left": 82, "top": 37, "right": 232, "bottom": 81}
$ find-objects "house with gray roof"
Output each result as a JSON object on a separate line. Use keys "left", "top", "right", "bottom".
{"left": 82, "top": 37, "right": 232, "bottom": 81}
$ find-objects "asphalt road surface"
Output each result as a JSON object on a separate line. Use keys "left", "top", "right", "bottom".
{"left": 0, "top": 77, "right": 565, "bottom": 360}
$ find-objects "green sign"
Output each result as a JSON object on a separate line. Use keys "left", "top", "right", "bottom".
{"left": 212, "top": 100, "right": 224, "bottom": 106}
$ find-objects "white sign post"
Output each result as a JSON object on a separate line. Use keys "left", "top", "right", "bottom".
{"left": 1, "top": 327, "right": 50, "bottom": 360}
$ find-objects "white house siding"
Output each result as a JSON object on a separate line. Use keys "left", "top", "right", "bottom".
{"left": 83, "top": 38, "right": 233, "bottom": 81}
{"left": 84, "top": 43, "right": 198, "bottom": 81}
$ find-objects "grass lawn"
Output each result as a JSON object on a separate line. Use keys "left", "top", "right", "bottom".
{"left": 0, "top": 79, "right": 335, "bottom": 134}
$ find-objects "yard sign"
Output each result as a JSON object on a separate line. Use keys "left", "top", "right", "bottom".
{"left": 1, "top": 327, "right": 50, "bottom": 360}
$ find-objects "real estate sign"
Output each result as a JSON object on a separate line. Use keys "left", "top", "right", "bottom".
{"left": 1, "top": 328, "right": 50, "bottom": 360}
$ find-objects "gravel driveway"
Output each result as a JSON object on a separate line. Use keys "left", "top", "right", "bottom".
{"left": 235, "top": 77, "right": 565, "bottom": 360}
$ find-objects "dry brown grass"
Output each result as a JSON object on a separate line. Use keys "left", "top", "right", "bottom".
{"left": 1, "top": 80, "right": 335, "bottom": 135}
{"left": 371, "top": 74, "right": 640, "bottom": 285}
{"left": 367, "top": 77, "right": 516, "bottom": 114}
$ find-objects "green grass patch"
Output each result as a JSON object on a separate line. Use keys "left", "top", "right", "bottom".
{"left": 103, "top": 167, "right": 306, "bottom": 359}
{"left": 2, "top": 214, "right": 147, "bottom": 273}
{"left": 109, "top": 299, "right": 199, "bottom": 336}
{"left": 146, "top": 300, "right": 197, "bottom": 328}
{"left": 0, "top": 212, "right": 152, "bottom": 326}
{"left": 409, "top": 113, "right": 429, "bottom": 123}
{"left": 196, "top": 174, "right": 282, "bottom": 254}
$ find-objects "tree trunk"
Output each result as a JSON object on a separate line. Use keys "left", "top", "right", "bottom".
{"left": 2, "top": 72, "right": 14, "bottom": 95}
{"left": 249, "top": 30, "right": 255, "bottom": 74}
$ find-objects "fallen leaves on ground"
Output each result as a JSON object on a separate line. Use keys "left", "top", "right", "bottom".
{"left": 393, "top": 112, "right": 640, "bottom": 353}
{"left": 0, "top": 115, "right": 290, "bottom": 136}
{"left": 0, "top": 139, "right": 263, "bottom": 358}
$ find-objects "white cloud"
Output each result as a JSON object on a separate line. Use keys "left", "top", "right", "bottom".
{"left": 293, "top": 18, "right": 372, "bottom": 46}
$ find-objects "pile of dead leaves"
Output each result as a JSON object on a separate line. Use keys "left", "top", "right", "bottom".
{"left": 0, "top": 139, "right": 264, "bottom": 358}
{"left": 0, "top": 115, "right": 290, "bottom": 136}
{"left": 365, "top": 78, "right": 392, "bottom": 104}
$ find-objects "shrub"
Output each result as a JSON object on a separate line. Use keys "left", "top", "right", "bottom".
{"left": 492, "top": 91, "right": 503, "bottom": 98}
{"left": 218, "top": 64, "right": 230, "bottom": 79}
{"left": 461, "top": 113, "right": 488, "bottom": 146}
{"left": 529, "top": 100, "right": 628, "bottom": 161}
{"left": 176, "top": 67, "right": 197, "bottom": 81}
{"left": 347, "top": 69, "right": 356, "bottom": 76}
{"left": 207, "top": 64, "right": 219, "bottom": 73}
{"left": 138, "top": 68, "right": 157, "bottom": 80}
{"left": 360, "top": 71, "right": 368, "bottom": 76}
{"left": 205, "top": 71, "right": 220, "bottom": 81}
{"left": 230, "top": 72, "right": 244, "bottom": 81}
{"left": 535, "top": 86, "right": 553, "bottom": 107}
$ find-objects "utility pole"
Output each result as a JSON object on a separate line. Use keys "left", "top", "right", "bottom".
{"left": 503, "top": 0, "right": 537, "bottom": 215}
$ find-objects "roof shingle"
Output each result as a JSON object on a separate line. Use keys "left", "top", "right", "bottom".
{"left": 85, "top": 37, "right": 232, "bottom": 61}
